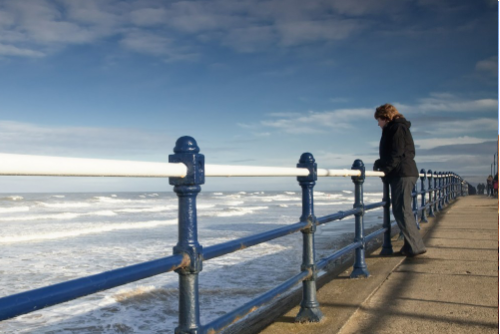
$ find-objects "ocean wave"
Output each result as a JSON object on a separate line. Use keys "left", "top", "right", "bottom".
{"left": 51, "top": 195, "right": 66, "bottom": 198}
{"left": 0, "top": 210, "right": 117, "bottom": 222}
{"left": 116, "top": 205, "right": 176, "bottom": 213}
{"left": 0, "top": 206, "right": 30, "bottom": 213}
{"left": 0, "top": 219, "right": 178, "bottom": 244}
{"left": 315, "top": 201, "right": 353, "bottom": 206}
{"left": 36, "top": 201, "right": 91, "bottom": 208}
{"left": 365, "top": 192, "right": 383, "bottom": 197}
{"left": 315, "top": 193, "right": 343, "bottom": 199}
{"left": 220, "top": 201, "right": 244, "bottom": 206}
{"left": 202, "top": 206, "right": 269, "bottom": 218}
{"left": 91, "top": 196, "right": 134, "bottom": 203}
{"left": 1, "top": 196, "right": 23, "bottom": 201}
{"left": 342, "top": 190, "right": 353, "bottom": 194}
{"left": 113, "top": 286, "right": 177, "bottom": 304}
{"left": 259, "top": 195, "right": 301, "bottom": 202}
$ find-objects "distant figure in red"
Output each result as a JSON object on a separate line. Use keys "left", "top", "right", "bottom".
{"left": 373, "top": 103, "right": 426, "bottom": 257}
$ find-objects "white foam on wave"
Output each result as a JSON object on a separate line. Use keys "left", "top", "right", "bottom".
{"left": 259, "top": 195, "right": 301, "bottom": 202}
{"left": 342, "top": 190, "right": 353, "bottom": 194}
{"left": 365, "top": 192, "right": 383, "bottom": 197}
{"left": 314, "top": 193, "right": 342, "bottom": 199}
{"left": 221, "top": 201, "right": 244, "bottom": 206}
{"left": 284, "top": 191, "right": 296, "bottom": 195}
{"left": 117, "top": 205, "right": 176, "bottom": 213}
{"left": 213, "top": 192, "right": 224, "bottom": 196}
{"left": 1, "top": 196, "right": 23, "bottom": 201}
{"left": 92, "top": 196, "right": 133, "bottom": 204}
{"left": 0, "top": 210, "right": 117, "bottom": 222}
{"left": 51, "top": 195, "right": 65, "bottom": 198}
{"left": 0, "top": 219, "right": 178, "bottom": 244}
{"left": 203, "top": 206, "right": 269, "bottom": 218}
{"left": 37, "top": 201, "right": 91, "bottom": 208}
{"left": 0, "top": 206, "right": 30, "bottom": 213}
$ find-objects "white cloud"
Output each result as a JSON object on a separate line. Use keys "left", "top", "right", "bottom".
{"left": 397, "top": 92, "right": 498, "bottom": 114}
{"left": 130, "top": 8, "right": 167, "bottom": 27}
{"left": 0, "top": 0, "right": 407, "bottom": 59}
{"left": 414, "top": 136, "right": 490, "bottom": 150}
{"left": 430, "top": 118, "right": 497, "bottom": 135}
{"left": 0, "top": 43, "right": 44, "bottom": 57}
{"left": 0, "top": 120, "right": 175, "bottom": 159}
{"left": 260, "top": 108, "right": 373, "bottom": 134}
{"left": 475, "top": 56, "right": 498, "bottom": 76}
{"left": 276, "top": 18, "right": 364, "bottom": 47}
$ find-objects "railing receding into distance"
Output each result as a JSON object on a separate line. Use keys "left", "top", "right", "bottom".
{"left": 0, "top": 136, "right": 468, "bottom": 334}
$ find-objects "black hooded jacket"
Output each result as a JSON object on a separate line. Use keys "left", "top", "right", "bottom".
{"left": 375, "top": 117, "right": 419, "bottom": 181}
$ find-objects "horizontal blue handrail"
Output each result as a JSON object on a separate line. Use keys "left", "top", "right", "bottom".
{"left": 0, "top": 254, "right": 186, "bottom": 320}
{"left": 203, "top": 270, "right": 311, "bottom": 333}
{"left": 203, "top": 221, "right": 308, "bottom": 261}
{"left": 316, "top": 241, "right": 362, "bottom": 271}
{"left": 316, "top": 207, "right": 360, "bottom": 225}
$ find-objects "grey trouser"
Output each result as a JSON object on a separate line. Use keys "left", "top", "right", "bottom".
{"left": 389, "top": 176, "right": 426, "bottom": 253}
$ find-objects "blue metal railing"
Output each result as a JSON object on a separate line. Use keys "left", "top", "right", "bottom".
{"left": 0, "top": 136, "right": 468, "bottom": 334}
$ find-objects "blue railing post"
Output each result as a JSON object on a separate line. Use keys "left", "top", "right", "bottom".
{"left": 169, "top": 136, "right": 205, "bottom": 334}
{"left": 350, "top": 159, "right": 369, "bottom": 278}
{"left": 447, "top": 173, "right": 451, "bottom": 202}
{"left": 438, "top": 172, "right": 444, "bottom": 211}
{"left": 427, "top": 170, "right": 435, "bottom": 218}
{"left": 433, "top": 171, "right": 439, "bottom": 213}
{"left": 420, "top": 169, "right": 428, "bottom": 223}
{"left": 379, "top": 180, "right": 393, "bottom": 256}
{"left": 445, "top": 172, "right": 450, "bottom": 204}
{"left": 295, "top": 153, "right": 323, "bottom": 323}
{"left": 451, "top": 173, "right": 455, "bottom": 200}
{"left": 412, "top": 183, "right": 420, "bottom": 230}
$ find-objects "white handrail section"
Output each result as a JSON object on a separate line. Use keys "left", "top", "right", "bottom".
{"left": 0, "top": 153, "right": 454, "bottom": 179}
{"left": 205, "top": 165, "right": 310, "bottom": 177}
{"left": 0, "top": 153, "right": 187, "bottom": 177}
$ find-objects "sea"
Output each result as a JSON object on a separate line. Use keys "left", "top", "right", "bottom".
{"left": 0, "top": 190, "right": 385, "bottom": 334}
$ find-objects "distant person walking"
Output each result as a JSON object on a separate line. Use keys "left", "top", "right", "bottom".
{"left": 487, "top": 175, "right": 493, "bottom": 196}
{"left": 373, "top": 104, "right": 426, "bottom": 257}
{"left": 494, "top": 173, "right": 498, "bottom": 197}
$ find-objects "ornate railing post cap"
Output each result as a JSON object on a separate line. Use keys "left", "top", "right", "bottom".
{"left": 351, "top": 159, "right": 364, "bottom": 169}
{"left": 169, "top": 136, "right": 204, "bottom": 186}
{"left": 420, "top": 169, "right": 426, "bottom": 178}
{"left": 299, "top": 152, "right": 315, "bottom": 164}
{"left": 174, "top": 136, "right": 200, "bottom": 154}
{"left": 297, "top": 152, "right": 317, "bottom": 182}
{"left": 428, "top": 169, "right": 433, "bottom": 177}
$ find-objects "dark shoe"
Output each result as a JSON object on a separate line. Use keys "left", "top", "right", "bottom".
{"left": 401, "top": 249, "right": 427, "bottom": 257}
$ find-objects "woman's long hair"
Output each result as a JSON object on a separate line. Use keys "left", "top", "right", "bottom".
{"left": 374, "top": 103, "right": 403, "bottom": 121}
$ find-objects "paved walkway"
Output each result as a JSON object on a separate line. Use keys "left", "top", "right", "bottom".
{"left": 258, "top": 195, "right": 498, "bottom": 334}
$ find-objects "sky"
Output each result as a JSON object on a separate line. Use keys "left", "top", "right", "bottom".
{"left": 0, "top": 0, "right": 498, "bottom": 192}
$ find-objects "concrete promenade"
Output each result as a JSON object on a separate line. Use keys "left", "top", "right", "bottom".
{"left": 258, "top": 195, "right": 498, "bottom": 334}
